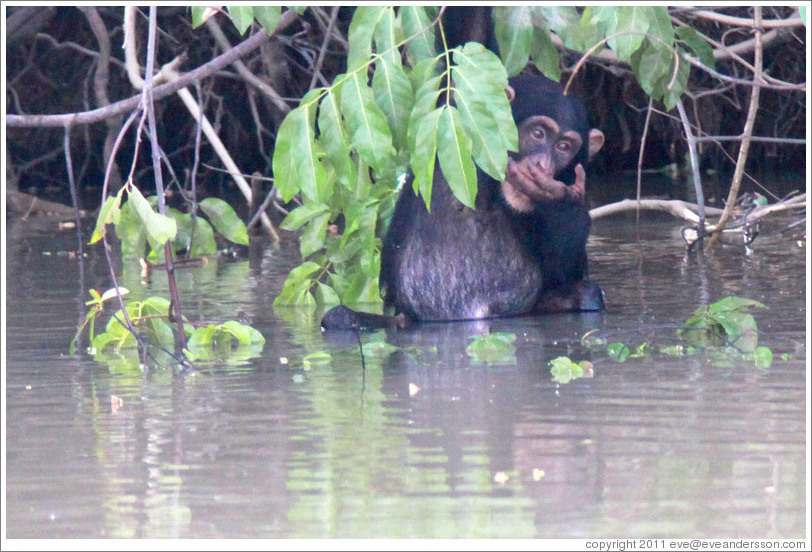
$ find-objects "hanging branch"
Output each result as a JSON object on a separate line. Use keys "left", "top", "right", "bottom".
{"left": 122, "top": 6, "right": 280, "bottom": 240}
{"left": 675, "top": 99, "right": 707, "bottom": 247}
{"left": 707, "top": 7, "right": 764, "bottom": 249}
{"left": 142, "top": 6, "right": 188, "bottom": 351}
{"left": 634, "top": 97, "right": 655, "bottom": 226}
{"left": 78, "top": 6, "right": 123, "bottom": 191}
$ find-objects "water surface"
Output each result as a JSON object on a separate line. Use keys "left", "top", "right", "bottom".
{"left": 4, "top": 209, "right": 808, "bottom": 539}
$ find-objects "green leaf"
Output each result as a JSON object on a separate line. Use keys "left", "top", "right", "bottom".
{"left": 647, "top": 6, "right": 675, "bottom": 49}
{"left": 126, "top": 183, "right": 177, "bottom": 246}
{"left": 549, "top": 356, "right": 585, "bottom": 384}
{"left": 272, "top": 90, "right": 328, "bottom": 202}
{"left": 466, "top": 332, "right": 517, "bottom": 366}
{"left": 676, "top": 27, "right": 715, "bottom": 70}
{"left": 708, "top": 296, "right": 766, "bottom": 314}
{"left": 661, "top": 54, "right": 690, "bottom": 111}
{"left": 493, "top": 6, "right": 534, "bottom": 76}
{"left": 339, "top": 72, "right": 396, "bottom": 175}
{"left": 534, "top": 6, "right": 582, "bottom": 37}
{"left": 188, "top": 215, "right": 217, "bottom": 257}
{"left": 171, "top": 209, "right": 217, "bottom": 256}
{"left": 452, "top": 88, "right": 509, "bottom": 180}
{"left": 299, "top": 211, "right": 330, "bottom": 258}
{"left": 454, "top": 42, "right": 510, "bottom": 88}
{"left": 89, "top": 188, "right": 124, "bottom": 245}
{"left": 361, "top": 340, "right": 400, "bottom": 356}
{"left": 408, "top": 57, "right": 441, "bottom": 93}
{"left": 401, "top": 6, "right": 437, "bottom": 64}
{"left": 566, "top": 6, "right": 608, "bottom": 53}
{"left": 219, "top": 320, "right": 266, "bottom": 346}
{"left": 407, "top": 75, "right": 442, "bottom": 154}
{"left": 753, "top": 346, "right": 773, "bottom": 369}
{"left": 317, "top": 90, "right": 355, "bottom": 188}
{"left": 530, "top": 24, "right": 561, "bottom": 82}
{"left": 199, "top": 197, "right": 249, "bottom": 245}
{"left": 713, "top": 311, "right": 759, "bottom": 352}
{"left": 115, "top": 195, "right": 147, "bottom": 258}
{"left": 226, "top": 6, "right": 255, "bottom": 35}
{"left": 437, "top": 106, "right": 477, "bottom": 209}
{"left": 342, "top": 272, "right": 381, "bottom": 305}
{"left": 315, "top": 282, "right": 341, "bottom": 305}
{"left": 372, "top": 58, "right": 415, "bottom": 150}
{"left": 452, "top": 44, "right": 516, "bottom": 154}
{"left": 188, "top": 325, "right": 216, "bottom": 347}
{"left": 631, "top": 41, "right": 671, "bottom": 100}
{"left": 347, "top": 6, "right": 385, "bottom": 70}
{"left": 607, "top": 342, "right": 630, "bottom": 362}
{"left": 273, "top": 261, "right": 322, "bottom": 306}
{"left": 93, "top": 328, "right": 136, "bottom": 352}
{"left": 373, "top": 7, "right": 401, "bottom": 66}
{"left": 190, "top": 7, "right": 209, "bottom": 29}
{"left": 410, "top": 107, "right": 441, "bottom": 210}
{"left": 252, "top": 5, "right": 281, "bottom": 35}
{"left": 612, "top": 6, "right": 651, "bottom": 62}
{"left": 280, "top": 202, "right": 330, "bottom": 232}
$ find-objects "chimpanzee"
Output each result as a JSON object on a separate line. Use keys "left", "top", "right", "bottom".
{"left": 320, "top": 73, "right": 605, "bottom": 330}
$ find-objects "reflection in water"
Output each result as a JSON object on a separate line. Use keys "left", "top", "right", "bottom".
{"left": 4, "top": 213, "right": 807, "bottom": 539}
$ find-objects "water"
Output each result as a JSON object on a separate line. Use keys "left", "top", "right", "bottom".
{"left": 4, "top": 208, "right": 808, "bottom": 539}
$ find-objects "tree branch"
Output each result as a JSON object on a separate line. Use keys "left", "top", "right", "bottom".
{"left": 6, "top": 10, "right": 299, "bottom": 129}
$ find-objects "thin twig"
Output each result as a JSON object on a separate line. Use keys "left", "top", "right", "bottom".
{"left": 143, "top": 6, "right": 188, "bottom": 350}
{"left": 707, "top": 7, "right": 763, "bottom": 249}
{"left": 308, "top": 6, "right": 340, "bottom": 91}
{"left": 635, "top": 97, "right": 654, "bottom": 226}
{"left": 675, "top": 99, "right": 706, "bottom": 244}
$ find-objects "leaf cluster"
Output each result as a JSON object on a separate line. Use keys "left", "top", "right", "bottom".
{"left": 72, "top": 287, "right": 265, "bottom": 367}
{"left": 264, "top": 6, "right": 709, "bottom": 308}
{"left": 272, "top": 6, "right": 522, "bottom": 308}
{"left": 581, "top": 296, "right": 774, "bottom": 369}
{"left": 91, "top": 184, "right": 248, "bottom": 260}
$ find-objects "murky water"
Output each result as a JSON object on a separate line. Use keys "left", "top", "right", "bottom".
{"left": 4, "top": 206, "right": 808, "bottom": 539}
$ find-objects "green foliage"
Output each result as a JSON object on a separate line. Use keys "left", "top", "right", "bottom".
{"left": 677, "top": 296, "right": 766, "bottom": 353}
{"left": 83, "top": 183, "right": 261, "bottom": 366}
{"left": 549, "top": 356, "right": 594, "bottom": 384}
{"left": 91, "top": 183, "right": 248, "bottom": 260}
{"left": 190, "top": 6, "right": 283, "bottom": 35}
{"left": 584, "top": 296, "right": 774, "bottom": 368}
{"left": 465, "top": 332, "right": 517, "bottom": 365}
{"left": 186, "top": 321, "right": 266, "bottom": 362}
{"left": 265, "top": 6, "right": 711, "bottom": 308}
{"left": 607, "top": 342, "right": 630, "bottom": 362}
{"left": 272, "top": 7, "right": 520, "bottom": 307}
{"left": 70, "top": 286, "right": 130, "bottom": 354}
{"left": 72, "top": 287, "right": 265, "bottom": 365}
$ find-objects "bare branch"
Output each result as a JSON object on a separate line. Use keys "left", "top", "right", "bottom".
{"left": 707, "top": 7, "right": 764, "bottom": 249}
{"left": 590, "top": 199, "right": 724, "bottom": 221}
{"left": 6, "top": 10, "right": 299, "bottom": 129}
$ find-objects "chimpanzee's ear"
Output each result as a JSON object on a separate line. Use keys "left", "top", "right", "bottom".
{"left": 588, "top": 129, "right": 605, "bottom": 159}
{"left": 505, "top": 86, "right": 516, "bottom": 103}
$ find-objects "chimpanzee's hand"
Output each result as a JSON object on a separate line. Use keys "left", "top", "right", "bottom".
{"left": 502, "top": 159, "right": 586, "bottom": 211}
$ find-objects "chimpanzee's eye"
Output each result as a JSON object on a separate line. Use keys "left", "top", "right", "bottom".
{"left": 556, "top": 141, "right": 571, "bottom": 153}
{"left": 531, "top": 127, "right": 545, "bottom": 140}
